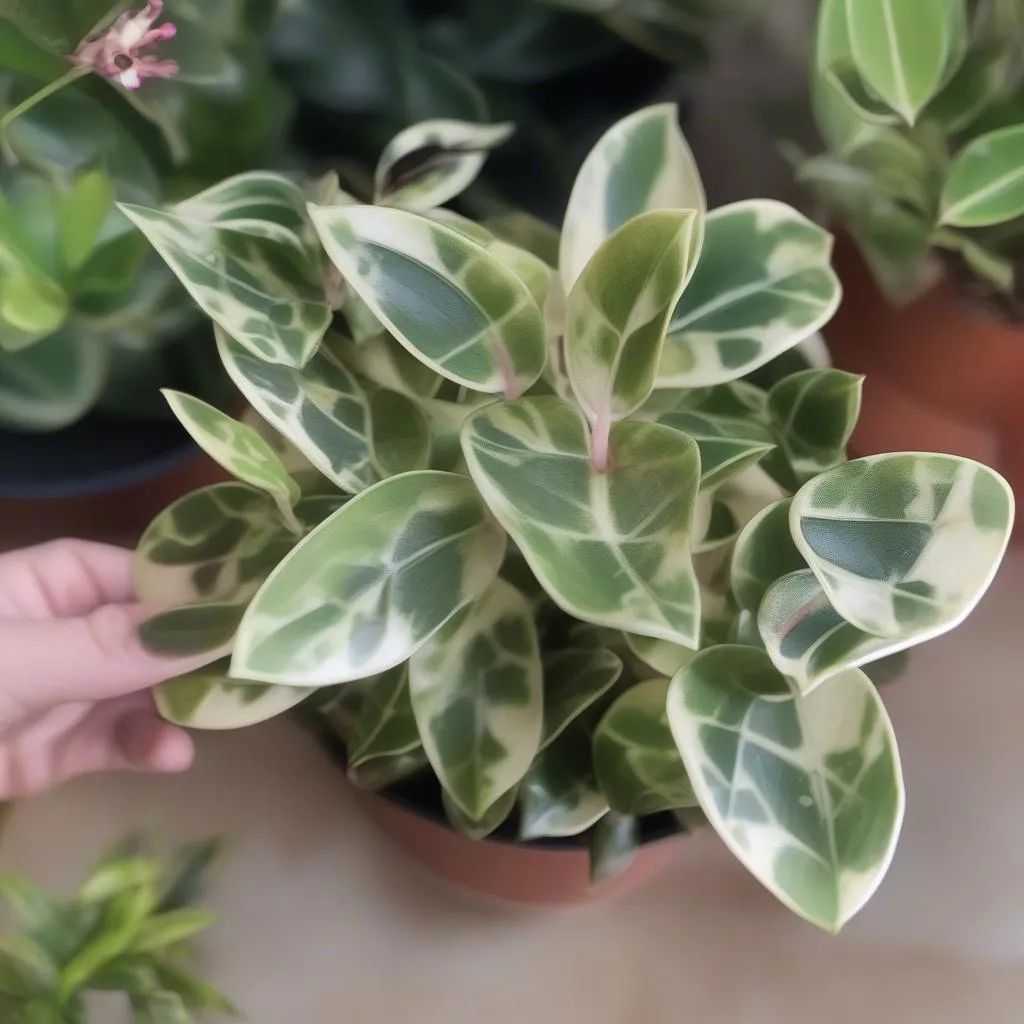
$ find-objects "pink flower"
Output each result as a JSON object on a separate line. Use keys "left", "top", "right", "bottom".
{"left": 71, "top": 1, "right": 178, "bottom": 91}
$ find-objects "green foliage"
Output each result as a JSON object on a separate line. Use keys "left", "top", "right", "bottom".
{"left": 129, "top": 103, "right": 1014, "bottom": 932}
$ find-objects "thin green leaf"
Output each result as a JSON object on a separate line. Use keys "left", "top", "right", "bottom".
{"left": 940, "top": 125, "right": 1024, "bottom": 227}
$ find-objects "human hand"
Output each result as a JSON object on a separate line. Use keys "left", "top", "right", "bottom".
{"left": 0, "top": 540, "right": 203, "bottom": 800}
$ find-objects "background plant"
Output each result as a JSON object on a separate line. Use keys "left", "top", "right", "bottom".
{"left": 123, "top": 104, "right": 1013, "bottom": 932}
{"left": 797, "top": 0, "right": 1024, "bottom": 313}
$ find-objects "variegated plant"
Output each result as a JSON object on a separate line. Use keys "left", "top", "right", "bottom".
{"left": 127, "top": 103, "right": 1014, "bottom": 932}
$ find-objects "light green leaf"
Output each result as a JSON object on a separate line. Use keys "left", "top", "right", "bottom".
{"left": 374, "top": 119, "right": 514, "bottom": 211}
{"left": 541, "top": 648, "right": 623, "bottom": 750}
{"left": 485, "top": 239, "right": 553, "bottom": 309}
{"left": 593, "top": 678, "right": 697, "bottom": 816}
{"left": 232, "top": 472, "right": 507, "bottom": 686}
{"left": 162, "top": 390, "right": 301, "bottom": 530}
{"left": 0, "top": 272, "right": 67, "bottom": 336}
{"left": 791, "top": 454, "right": 1013, "bottom": 640}
{"left": 729, "top": 498, "right": 806, "bottom": 614}
{"left": 442, "top": 787, "right": 518, "bottom": 840}
{"left": 520, "top": 727, "right": 609, "bottom": 841}
{"left": 410, "top": 578, "right": 543, "bottom": 820}
{"left": 57, "top": 167, "right": 113, "bottom": 273}
{"left": 560, "top": 102, "right": 705, "bottom": 291}
{"left": 659, "top": 201, "right": 842, "bottom": 389}
{"left": 940, "top": 125, "right": 1024, "bottom": 228}
{"left": 335, "top": 331, "right": 444, "bottom": 399}
{"left": 311, "top": 204, "right": 547, "bottom": 397}
{"left": 484, "top": 211, "right": 561, "bottom": 267}
{"left": 216, "top": 327, "right": 431, "bottom": 495}
{"left": 349, "top": 665, "right": 420, "bottom": 767}
{"left": 624, "top": 634, "right": 697, "bottom": 678}
{"left": 564, "top": 209, "right": 700, "bottom": 429}
{"left": 462, "top": 396, "right": 702, "bottom": 648}
{"left": 239, "top": 407, "right": 334, "bottom": 497}
{"left": 119, "top": 202, "right": 330, "bottom": 368}
{"left": 668, "top": 645, "right": 904, "bottom": 932}
{"left": 589, "top": 811, "right": 639, "bottom": 884}
{"left": 130, "top": 910, "right": 218, "bottom": 955}
{"left": 347, "top": 749, "right": 429, "bottom": 791}
{"left": 846, "top": 0, "right": 956, "bottom": 124}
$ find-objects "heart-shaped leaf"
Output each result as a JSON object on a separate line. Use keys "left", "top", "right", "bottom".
{"left": 564, "top": 209, "right": 700, "bottom": 430}
{"left": 940, "top": 125, "right": 1024, "bottom": 228}
{"left": 730, "top": 498, "right": 806, "bottom": 614}
{"left": 667, "top": 644, "right": 904, "bottom": 932}
{"left": 560, "top": 102, "right": 706, "bottom": 291}
{"left": 349, "top": 665, "right": 420, "bottom": 768}
{"left": 659, "top": 201, "right": 841, "bottom": 388}
{"left": 792, "top": 454, "right": 1013, "bottom": 639}
{"left": 232, "top": 471, "right": 507, "bottom": 686}
{"left": 374, "top": 119, "right": 514, "bottom": 211}
{"left": 311, "top": 204, "right": 547, "bottom": 397}
{"left": 540, "top": 648, "right": 623, "bottom": 750}
{"left": 410, "top": 578, "right": 543, "bottom": 819}
{"left": 462, "top": 396, "right": 702, "bottom": 648}
{"left": 593, "top": 678, "right": 697, "bottom": 815}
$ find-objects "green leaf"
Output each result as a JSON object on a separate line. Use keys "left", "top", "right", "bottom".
{"left": 150, "top": 960, "right": 237, "bottom": 1015}
{"left": 375, "top": 119, "right": 514, "bottom": 211}
{"left": 311, "top": 204, "right": 547, "bottom": 397}
{"left": 729, "top": 498, "right": 806, "bottom": 614}
{"left": 624, "top": 634, "right": 697, "bottom": 678}
{"left": 232, "top": 471, "right": 507, "bottom": 686}
{"left": 484, "top": 211, "right": 561, "bottom": 267}
{"left": 410, "top": 578, "right": 543, "bottom": 820}
{"left": 589, "top": 811, "right": 638, "bottom": 885}
{"left": 940, "top": 125, "right": 1024, "bottom": 228}
{"left": 139, "top": 602, "right": 246, "bottom": 659}
{"left": 336, "top": 331, "right": 444, "bottom": 399}
{"left": 668, "top": 645, "right": 904, "bottom": 932}
{"left": 347, "top": 749, "right": 429, "bottom": 791}
{"left": 564, "top": 209, "right": 700, "bottom": 429}
{"left": 926, "top": 42, "right": 1013, "bottom": 133}
{"left": 462, "top": 396, "right": 702, "bottom": 648}
{"left": 442, "top": 787, "right": 518, "bottom": 840}
{"left": 659, "top": 201, "right": 842, "bottom": 389}
{"left": 540, "top": 648, "right": 623, "bottom": 750}
{"left": 846, "top": 0, "right": 957, "bottom": 124}
{"left": 791, "top": 454, "right": 1013, "bottom": 640}
{"left": 158, "top": 838, "right": 220, "bottom": 914}
{"left": 560, "top": 103, "right": 705, "bottom": 291}
{"left": 130, "top": 910, "right": 218, "bottom": 955}
{"left": 519, "top": 727, "right": 609, "bottom": 841}
{"left": 78, "top": 859, "right": 158, "bottom": 905}
{"left": 58, "top": 168, "right": 113, "bottom": 273}
{"left": 0, "top": 272, "right": 67, "bottom": 337}
{"left": 593, "top": 678, "right": 697, "bottom": 816}
{"left": 131, "top": 990, "right": 191, "bottom": 1024}
{"left": 348, "top": 665, "right": 420, "bottom": 767}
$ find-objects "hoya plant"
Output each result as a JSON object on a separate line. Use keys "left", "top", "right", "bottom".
{"left": 798, "top": 0, "right": 1024, "bottom": 311}
{"left": 123, "top": 105, "right": 1013, "bottom": 932}
{"left": 0, "top": 835, "right": 233, "bottom": 1023}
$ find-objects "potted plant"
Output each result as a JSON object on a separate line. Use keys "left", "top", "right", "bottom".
{"left": 123, "top": 105, "right": 1012, "bottom": 931}
{"left": 795, "top": 0, "right": 1024, "bottom": 528}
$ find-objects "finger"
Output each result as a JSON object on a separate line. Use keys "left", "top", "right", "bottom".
{"left": 0, "top": 540, "right": 136, "bottom": 619}
{"left": 0, "top": 604, "right": 220, "bottom": 711}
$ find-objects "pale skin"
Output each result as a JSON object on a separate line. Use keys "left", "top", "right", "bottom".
{"left": 0, "top": 540, "right": 204, "bottom": 801}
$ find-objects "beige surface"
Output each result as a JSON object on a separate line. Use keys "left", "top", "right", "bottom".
{"left": 2, "top": 553, "right": 1024, "bottom": 1022}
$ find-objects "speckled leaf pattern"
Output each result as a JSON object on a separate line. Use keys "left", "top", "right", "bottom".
{"left": 593, "top": 678, "right": 697, "bottom": 815}
{"left": 564, "top": 209, "right": 700, "bottom": 424}
{"left": 348, "top": 665, "right": 420, "bottom": 768}
{"left": 232, "top": 472, "right": 507, "bottom": 685}
{"left": 155, "top": 659, "right": 313, "bottom": 730}
{"left": 375, "top": 119, "right": 515, "bottom": 212}
{"left": 410, "top": 579, "right": 543, "bottom": 820}
{"left": 520, "top": 727, "right": 609, "bottom": 840}
{"left": 162, "top": 390, "right": 301, "bottom": 530}
{"left": 659, "top": 201, "right": 842, "bottom": 388}
{"left": 940, "top": 125, "right": 1024, "bottom": 227}
{"left": 668, "top": 645, "right": 904, "bottom": 932}
{"left": 311, "top": 205, "right": 546, "bottom": 396}
{"left": 541, "top": 648, "right": 623, "bottom": 750}
{"left": 443, "top": 786, "right": 519, "bottom": 840}
{"left": 462, "top": 396, "right": 702, "bottom": 647}
{"left": 560, "top": 103, "right": 706, "bottom": 291}
{"left": 730, "top": 498, "right": 807, "bottom": 614}
{"left": 791, "top": 454, "right": 1013, "bottom": 640}
{"left": 119, "top": 204, "right": 330, "bottom": 368}
{"left": 624, "top": 634, "right": 698, "bottom": 677}
{"left": 216, "top": 327, "right": 431, "bottom": 494}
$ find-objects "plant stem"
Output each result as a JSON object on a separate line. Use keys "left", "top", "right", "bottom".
{"left": 1, "top": 66, "right": 92, "bottom": 164}
{"left": 591, "top": 410, "right": 611, "bottom": 473}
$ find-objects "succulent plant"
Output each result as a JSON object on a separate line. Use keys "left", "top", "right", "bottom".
{"left": 0, "top": 834, "right": 233, "bottom": 1023}
{"left": 798, "top": 0, "right": 1024, "bottom": 314}
{"left": 124, "top": 104, "right": 1014, "bottom": 932}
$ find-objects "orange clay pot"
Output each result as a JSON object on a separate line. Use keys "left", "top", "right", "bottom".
{"left": 825, "top": 239, "right": 1024, "bottom": 540}
{"left": 351, "top": 783, "right": 685, "bottom": 907}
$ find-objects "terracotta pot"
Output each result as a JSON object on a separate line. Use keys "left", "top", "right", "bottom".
{"left": 825, "top": 239, "right": 1024, "bottom": 537}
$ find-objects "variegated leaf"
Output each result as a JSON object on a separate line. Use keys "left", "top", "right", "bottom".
{"left": 541, "top": 648, "right": 623, "bottom": 750}
{"left": 335, "top": 331, "right": 444, "bottom": 399}
{"left": 593, "top": 678, "right": 697, "bottom": 816}
{"left": 658, "top": 201, "right": 842, "bottom": 388}
{"left": 311, "top": 205, "right": 547, "bottom": 397}
{"left": 462, "top": 396, "right": 702, "bottom": 648}
{"left": 791, "top": 454, "right": 1013, "bottom": 640}
{"left": 443, "top": 787, "right": 518, "bottom": 840}
{"left": 484, "top": 211, "right": 561, "bottom": 267}
{"left": 348, "top": 665, "right": 420, "bottom": 768}
{"left": 486, "top": 240, "right": 553, "bottom": 308}
{"left": 232, "top": 472, "right": 507, "bottom": 686}
{"left": 940, "top": 125, "right": 1024, "bottom": 228}
{"left": 216, "top": 327, "right": 431, "bottom": 494}
{"left": 730, "top": 498, "right": 807, "bottom": 614}
{"left": 560, "top": 103, "right": 705, "bottom": 291}
{"left": 140, "top": 601, "right": 246, "bottom": 659}
{"left": 589, "top": 811, "right": 639, "bottom": 884}
{"left": 239, "top": 407, "right": 334, "bottom": 497}
{"left": 417, "top": 396, "right": 490, "bottom": 473}
{"left": 409, "top": 578, "right": 543, "bottom": 820}
{"left": 374, "top": 120, "right": 515, "bottom": 212}
{"left": 668, "top": 645, "right": 904, "bottom": 932}
{"left": 119, "top": 204, "right": 330, "bottom": 368}
{"left": 162, "top": 390, "right": 301, "bottom": 530}
{"left": 520, "top": 727, "right": 609, "bottom": 841}
{"left": 564, "top": 209, "right": 701, "bottom": 434}
{"left": 348, "top": 749, "right": 429, "bottom": 791}
{"left": 624, "top": 634, "right": 698, "bottom": 678}
{"left": 155, "top": 659, "right": 313, "bottom": 730}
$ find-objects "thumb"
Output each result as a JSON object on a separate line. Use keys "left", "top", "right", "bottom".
{"left": 0, "top": 604, "right": 216, "bottom": 712}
